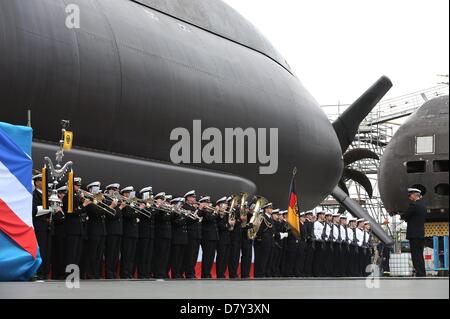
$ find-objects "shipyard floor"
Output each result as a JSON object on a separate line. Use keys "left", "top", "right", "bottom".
{"left": 0, "top": 278, "right": 447, "bottom": 299}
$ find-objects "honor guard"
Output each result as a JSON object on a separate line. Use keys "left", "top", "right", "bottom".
{"left": 120, "top": 186, "right": 139, "bottom": 279}
{"left": 181, "top": 190, "right": 202, "bottom": 279}
{"left": 347, "top": 217, "right": 359, "bottom": 277}
{"left": 323, "top": 212, "right": 334, "bottom": 276}
{"left": 135, "top": 186, "right": 155, "bottom": 279}
{"left": 63, "top": 177, "right": 88, "bottom": 276}
{"left": 355, "top": 218, "right": 366, "bottom": 277}
{"left": 32, "top": 174, "right": 51, "bottom": 279}
{"left": 295, "top": 212, "right": 307, "bottom": 277}
{"left": 216, "top": 196, "right": 231, "bottom": 279}
{"left": 338, "top": 215, "right": 350, "bottom": 277}
{"left": 270, "top": 209, "right": 284, "bottom": 277}
{"left": 280, "top": 209, "right": 297, "bottom": 277}
{"left": 103, "top": 183, "right": 122, "bottom": 279}
{"left": 363, "top": 221, "right": 373, "bottom": 275}
{"left": 153, "top": 192, "right": 172, "bottom": 279}
{"left": 253, "top": 202, "right": 275, "bottom": 278}
{"left": 303, "top": 212, "right": 315, "bottom": 277}
{"left": 51, "top": 185, "right": 67, "bottom": 279}
{"left": 169, "top": 197, "right": 189, "bottom": 279}
{"left": 331, "top": 213, "right": 341, "bottom": 277}
{"left": 85, "top": 181, "right": 107, "bottom": 279}
{"left": 199, "top": 196, "right": 219, "bottom": 279}
{"left": 313, "top": 211, "right": 326, "bottom": 277}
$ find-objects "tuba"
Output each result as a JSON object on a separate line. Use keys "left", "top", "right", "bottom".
{"left": 247, "top": 196, "right": 268, "bottom": 240}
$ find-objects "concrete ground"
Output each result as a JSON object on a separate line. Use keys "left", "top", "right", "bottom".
{"left": 0, "top": 278, "right": 447, "bottom": 299}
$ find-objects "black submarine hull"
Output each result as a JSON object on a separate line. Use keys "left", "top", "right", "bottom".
{"left": 0, "top": 0, "right": 343, "bottom": 209}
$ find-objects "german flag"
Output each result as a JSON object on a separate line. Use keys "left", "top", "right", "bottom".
{"left": 287, "top": 171, "right": 300, "bottom": 238}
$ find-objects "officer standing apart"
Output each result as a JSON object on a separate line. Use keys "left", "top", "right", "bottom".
{"left": 400, "top": 188, "right": 427, "bottom": 277}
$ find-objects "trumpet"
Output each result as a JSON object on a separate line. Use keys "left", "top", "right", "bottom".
{"left": 78, "top": 189, "right": 116, "bottom": 216}
{"left": 201, "top": 204, "right": 219, "bottom": 216}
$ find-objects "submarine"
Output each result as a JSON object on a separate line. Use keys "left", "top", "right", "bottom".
{"left": 379, "top": 95, "right": 449, "bottom": 221}
{"left": 0, "top": 0, "right": 393, "bottom": 243}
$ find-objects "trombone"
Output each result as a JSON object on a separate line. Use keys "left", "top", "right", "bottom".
{"left": 105, "top": 192, "right": 153, "bottom": 218}
{"left": 78, "top": 189, "right": 116, "bottom": 217}
{"left": 172, "top": 203, "right": 201, "bottom": 220}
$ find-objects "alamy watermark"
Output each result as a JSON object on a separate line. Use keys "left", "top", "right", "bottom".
{"left": 65, "top": 264, "right": 80, "bottom": 289}
{"left": 65, "top": 4, "right": 80, "bottom": 29}
{"left": 170, "top": 120, "right": 279, "bottom": 175}
{"left": 365, "top": 264, "right": 381, "bottom": 289}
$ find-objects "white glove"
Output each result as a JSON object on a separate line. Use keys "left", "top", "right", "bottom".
{"left": 280, "top": 232, "right": 288, "bottom": 240}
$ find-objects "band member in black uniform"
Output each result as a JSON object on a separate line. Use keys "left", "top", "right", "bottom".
{"left": 181, "top": 190, "right": 202, "bottom": 279}
{"left": 228, "top": 200, "right": 242, "bottom": 279}
{"left": 216, "top": 197, "right": 232, "bottom": 279}
{"left": 85, "top": 182, "right": 110, "bottom": 279}
{"left": 239, "top": 202, "right": 253, "bottom": 279}
{"left": 63, "top": 177, "right": 88, "bottom": 276}
{"left": 135, "top": 187, "right": 155, "bottom": 279}
{"left": 199, "top": 196, "right": 218, "bottom": 279}
{"left": 169, "top": 197, "right": 189, "bottom": 279}
{"left": 312, "top": 211, "right": 326, "bottom": 277}
{"left": 32, "top": 174, "right": 52, "bottom": 279}
{"left": 254, "top": 202, "right": 275, "bottom": 278}
{"left": 294, "top": 212, "right": 307, "bottom": 277}
{"left": 270, "top": 209, "right": 284, "bottom": 277}
{"left": 153, "top": 192, "right": 172, "bottom": 279}
{"left": 104, "top": 183, "right": 122, "bottom": 279}
{"left": 51, "top": 186, "right": 67, "bottom": 279}
{"left": 338, "top": 215, "right": 350, "bottom": 277}
{"left": 401, "top": 188, "right": 427, "bottom": 277}
{"left": 120, "top": 186, "right": 139, "bottom": 279}
{"left": 303, "top": 212, "right": 315, "bottom": 277}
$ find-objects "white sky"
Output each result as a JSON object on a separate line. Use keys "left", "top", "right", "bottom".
{"left": 223, "top": 0, "right": 449, "bottom": 106}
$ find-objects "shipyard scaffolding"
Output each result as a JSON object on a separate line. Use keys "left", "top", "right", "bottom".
{"left": 319, "top": 84, "right": 449, "bottom": 245}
